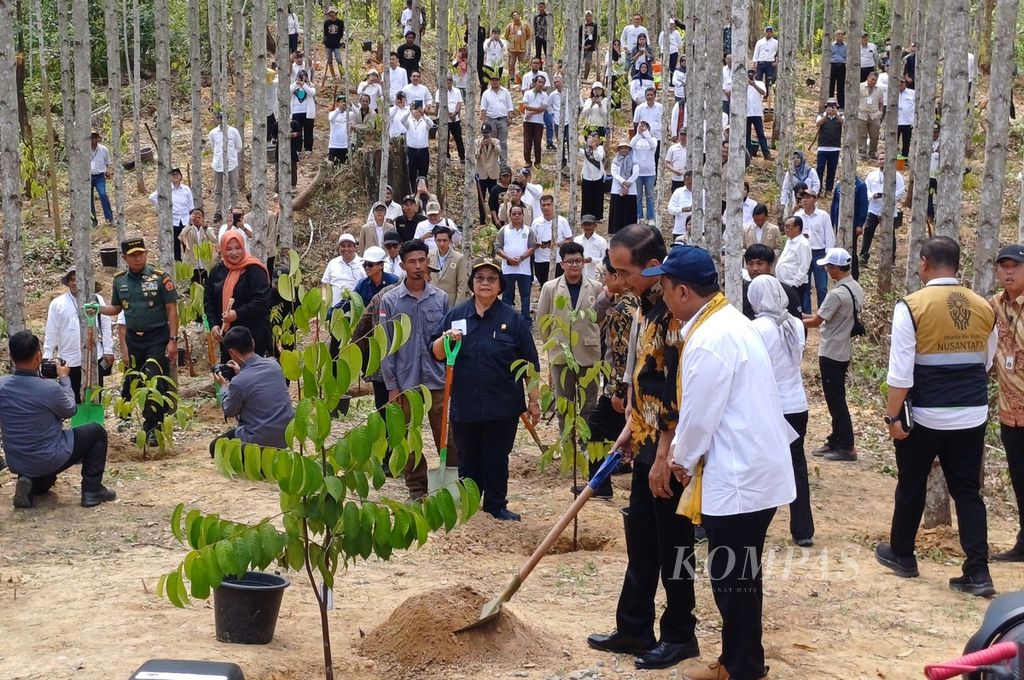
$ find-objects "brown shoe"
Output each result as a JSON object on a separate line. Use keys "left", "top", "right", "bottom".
{"left": 682, "top": 661, "right": 768, "bottom": 680}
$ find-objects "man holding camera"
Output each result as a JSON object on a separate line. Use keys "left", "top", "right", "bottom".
{"left": 97, "top": 237, "right": 179, "bottom": 448}
{"left": 0, "top": 331, "right": 116, "bottom": 509}
{"left": 209, "top": 326, "right": 294, "bottom": 457}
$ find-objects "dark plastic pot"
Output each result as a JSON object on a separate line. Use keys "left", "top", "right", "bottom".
{"left": 267, "top": 144, "right": 277, "bottom": 163}
{"left": 361, "top": 40, "right": 372, "bottom": 51}
{"left": 99, "top": 247, "right": 119, "bottom": 267}
{"left": 213, "top": 572, "right": 290, "bottom": 644}
{"left": 141, "top": 147, "right": 155, "bottom": 162}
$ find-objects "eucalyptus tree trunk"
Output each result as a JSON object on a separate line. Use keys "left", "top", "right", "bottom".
{"left": 412, "top": 0, "right": 423, "bottom": 46}
{"left": 461, "top": 7, "right": 479, "bottom": 243}
{"left": 971, "top": 0, "right": 1018, "bottom": 294}
{"left": 655, "top": 0, "right": 672, "bottom": 236}
{"left": 773, "top": 0, "right": 797, "bottom": 192}
{"left": 208, "top": 0, "right": 224, "bottom": 111}
{"left": 435, "top": 0, "right": 449, "bottom": 202}
{"left": 378, "top": 0, "right": 392, "bottom": 203}
{"left": 933, "top": 0, "right": 969, "bottom": 241}
{"left": 0, "top": 0, "right": 25, "bottom": 331}
{"left": 819, "top": 0, "right": 833, "bottom": 110}
{"left": 685, "top": 0, "right": 706, "bottom": 244}
{"left": 251, "top": 0, "right": 269, "bottom": 260}
{"left": 905, "top": 0, "right": 939, "bottom": 292}
{"left": 563, "top": 0, "right": 581, "bottom": 242}
{"left": 303, "top": 0, "right": 313, "bottom": 70}
{"left": 103, "top": 0, "right": 126, "bottom": 241}
{"left": 154, "top": 0, "right": 175, "bottom": 276}
{"left": 58, "top": 0, "right": 73, "bottom": 181}
{"left": 723, "top": 0, "right": 747, "bottom": 306}
{"left": 129, "top": 0, "right": 144, "bottom": 193}
{"left": 189, "top": 0, "right": 204, "bottom": 210}
{"left": 34, "top": 0, "right": 61, "bottom": 240}
{"left": 71, "top": 0, "right": 93, "bottom": 345}
{"left": 232, "top": 0, "right": 247, "bottom": 193}
{"left": 212, "top": 0, "right": 229, "bottom": 220}
{"left": 606, "top": 0, "right": 619, "bottom": 145}
{"left": 837, "top": 0, "right": 862, "bottom": 254}
{"left": 877, "top": 1, "right": 904, "bottom": 293}
{"left": 276, "top": 0, "right": 294, "bottom": 251}
{"left": 703, "top": 0, "right": 724, "bottom": 257}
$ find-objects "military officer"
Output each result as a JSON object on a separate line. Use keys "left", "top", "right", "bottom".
{"left": 97, "top": 237, "right": 179, "bottom": 446}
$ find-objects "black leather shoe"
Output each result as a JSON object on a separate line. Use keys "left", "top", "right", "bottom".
{"left": 875, "top": 542, "right": 919, "bottom": 578}
{"left": 490, "top": 508, "right": 521, "bottom": 521}
{"left": 635, "top": 639, "right": 701, "bottom": 669}
{"left": 145, "top": 430, "right": 159, "bottom": 448}
{"left": 991, "top": 544, "right": 1024, "bottom": 562}
{"left": 13, "top": 477, "right": 32, "bottom": 508}
{"left": 81, "top": 486, "right": 117, "bottom": 507}
{"left": 587, "top": 630, "right": 656, "bottom": 655}
{"left": 949, "top": 574, "right": 996, "bottom": 598}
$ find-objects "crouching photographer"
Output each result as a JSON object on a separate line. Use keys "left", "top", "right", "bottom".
{"left": 209, "top": 326, "right": 295, "bottom": 457}
{"left": 0, "top": 331, "right": 116, "bottom": 509}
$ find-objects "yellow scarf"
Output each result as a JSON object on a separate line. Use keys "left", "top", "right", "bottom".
{"left": 676, "top": 292, "right": 730, "bottom": 525}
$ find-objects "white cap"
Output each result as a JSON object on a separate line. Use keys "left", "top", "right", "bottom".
{"left": 816, "top": 247, "right": 852, "bottom": 267}
{"left": 363, "top": 246, "right": 387, "bottom": 263}
{"left": 337, "top": 233, "right": 357, "bottom": 245}
{"left": 425, "top": 201, "right": 442, "bottom": 216}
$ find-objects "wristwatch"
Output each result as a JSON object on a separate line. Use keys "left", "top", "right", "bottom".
{"left": 171, "top": 335, "right": 181, "bottom": 342}
{"left": 883, "top": 414, "right": 897, "bottom": 425}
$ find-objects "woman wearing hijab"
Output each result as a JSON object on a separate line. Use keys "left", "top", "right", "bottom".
{"left": 628, "top": 61, "right": 654, "bottom": 113}
{"left": 205, "top": 231, "right": 274, "bottom": 361}
{"left": 779, "top": 150, "right": 821, "bottom": 212}
{"left": 608, "top": 139, "right": 638, "bottom": 234}
{"left": 747, "top": 274, "right": 814, "bottom": 547}
{"left": 580, "top": 130, "right": 606, "bottom": 220}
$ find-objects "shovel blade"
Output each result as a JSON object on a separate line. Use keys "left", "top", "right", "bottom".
{"left": 426, "top": 466, "right": 461, "bottom": 503}
{"left": 70, "top": 389, "right": 105, "bottom": 427}
{"left": 455, "top": 593, "right": 505, "bottom": 633}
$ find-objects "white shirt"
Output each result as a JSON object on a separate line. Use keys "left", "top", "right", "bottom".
{"left": 400, "top": 83, "right": 433, "bottom": 108}
{"left": 356, "top": 81, "right": 384, "bottom": 111}
{"left": 775, "top": 234, "right": 813, "bottom": 287}
{"left": 266, "top": 75, "right": 278, "bottom": 115}
{"left": 521, "top": 69, "right": 550, "bottom": 92}
{"left": 498, "top": 224, "right": 533, "bottom": 276}
{"left": 860, "top": 41, "right": 878, "bottom": 68}
{"left": 632, "top": 101, "right": 664, "bottom": 140}
{"left": 658, "top": 29, "right": 682, "bottom": 54}
{"left": 630, "top": 131, "right": 657, "bottom": 176}
{"left": 389, "top": 105, "right": 410, "bottom": 138}
{"left": 897, "top": 87, "right": 916, "bottom": 126}
{"left": 611, "top": 154, "right": 639, "bottom": 195}
{"left": 414, "top": 217, "right": 462, "bottom": 249}
{"left": 387, "top": 66, "right": 409, "bottom": 101}
{"left": 400, "top": 7, "right": 414, "bottom": 33}
{"left": 321, "top": 255, "right": 365, "bottom": 306}
{"left": 385, "top": 254, "right": 404, "bottom": 278}
{"left": 531, "top": 215, "right": 572, "bottom": 263}
{"left": 328, "top": 108, "right": 356, "bottom": 149}
{"left": 751, "top": 315, "right": 808, "bottom": 414}
{"left": 150, "top": 183, "right": 195, "bottom": 226}
{"left": 665, "top": 142, "right": 687, "bottom": 182}
{"left": 620, "top": 24, "right": 648, "bottom": 53}
{"left": 90, "top": 145, "right": 110, "bottom": 175}
{"left": 546, "top": 89, "right": 562, "bottom": 125}
{"left": 669, "top": 101, "right": 685, "bottom": 139}
{"left": 523, "top": 89, "right": 548, "bottom": 124}
{"left": 630, "top": 78, "right": 654, "bottom": 104}
{"left": 864, "top": 168, "right": 907, "bottom": 215}
{"left": 780, "top": 168, "right": 821, "bottom": 206}
{"left": 581, "top": 145, "right": 606, "bottom": 182}
{"left": 217, "top": 223, "right": 253, "bottom": 251}
{"left": 402, "top": 113, "right": 434, "bottom": 149}
{"left": 208, "top": 125, "right": 243, "bottom": 173}
{"left": 667, "top": 185, "right": 693, "bottom": 235}
{"left": 481, "top": 86, "right": 514, "bottom": 118}
{"left": 289, "top": 81, "right": 316, "bottom": 116}
{"left": 574, "top": 232, "right": 608, "bottom": 281}
{"left": 797, "top": 208, "right": 835, "bottom": 250}
{"left": 753, "top": 36, "right": 779, "bottom": 62}
{"left": 367, "top": 201, "right": 402, "bottom": 223}
{"left": 43, "top": 292, "right": 114, "bottom": 367}
{"left": 436, "top": 87, "right": 463, "bottom": 119}
{"left": 746, "top": 83, "right": 765, "bottom": 117}
{"left": 522, "top": 181, "right": 544, "bottom": 216}
{"left": 887, "top": 277, "right": 997, "bottom": 429}
{"left": 968, "top": 52, "right": 977, "bottom": 84}
{"left": 672, "top": 69, "right": 686, "bottom": 100}
{"left": 722, "top": 65, "right": 732, "bottom": 100}
{"left": 672, "top": 303, "right": 797, "bottom": 516}
{"left": 483, "top": 38, "right": 508, "bottom": 68}
{"left": 287, "top": 13, "right": 300, "bottom": 34}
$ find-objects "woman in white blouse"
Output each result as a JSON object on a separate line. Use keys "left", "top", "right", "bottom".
{"left": 579, "top": 82, "right": 610, "bottom": 138}
{"left": 608, "top": 140, "right": 638, "bottom": 234}
{"left": 580, "top": 130, "right": 606, "bottom": 220}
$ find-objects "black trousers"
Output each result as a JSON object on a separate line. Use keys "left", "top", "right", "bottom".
{"left": 173, "top": 223, "right": 186, "bottom": 262}
{"left": 328, "top": 148, "right": 348, "bottom": 164}
{"left": 784, "top": 411, "right": 814, "bottom": 541}
{"left": 890, "top": 423, "right": 990, "bottom": 578}
{"left": 815, "top": 149, "right": 840, "bottom": 192}
{"left": 288, "top": 32, "right": 298, "bottom": 53}
{"left": 1001, "top": 424, "right": 1024, "bottom": 545}
{"left": 829, "top": 63, "right": 846, "bottom": 108}
{"left": 24, "top": 423, "right": 108, "bottom": 494}
{"left": 68, "top": 361, "right": 108, "bottom": 404}
{"left": 535, "top": 36, "right": 547, "bottom": 60}
{"left": 406, "top": 147, "right": 430, "bottom": 194}
{"left": 477, "top": 177, "right": 496, "bottom": 222}
{"left": 267, "top": 114, "right": 278, "bottom": 143}
{"left": 453, "top": 416, "right": 519, "bottom": 514}
{"left": 860, "top": 212, "right": 899, "bottom": 263}
{"left": 124, "top": 326, "right": 173, "bottom": 432}
{"left": 292, "top": 112, "right": 314, "bottom": 152}
{"left": 860, "top": 65, "right": 875, "bottom": 82}
{"left": 615, "top": 460, "right": 698, "bottom": 646}
{"left": 534, "top": 261, "right": 551, "bottom": 288}
{"left": 745, "top": 116, "right": 770, "bottom": 158}
{"left": 819, "top": 356, "right": 853, "bottom": 450}
{"left": 608, "top": 194, "right": 637, "bottom": 234}
{"left": 443, "top": 120, "right": 465, "bottom": 161}
{"left": 702, "top": 507, "right": 776, "bottom": 680}
{"left": 586, "top": 395, "right": 626, "bottom": 495}
{"left": 581, "top": 178, "right": 605, "bottom": 221}
{"left": 898, "top": 124, "right": 913, "bottom": 158}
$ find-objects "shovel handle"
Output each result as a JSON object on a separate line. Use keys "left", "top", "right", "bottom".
{"left": 589, "top": 449, "right": 623, "bottom": 491}
{"left": 443, "top": 335, "right": 461, "bottom": 365}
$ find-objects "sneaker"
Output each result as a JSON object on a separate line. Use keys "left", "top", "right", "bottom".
{"left": 694, "top": 524, "right": 707, "bottom": 543}
{"left": 81, "top": 485, "right": 117, "bottom": 507}
{"left": 490, "top": 508, "right": 521, "bottom": 521}
{"left": 949, "top": 574, "right": 996, "bottom": 598}
{"left": 145, "top": 430, "right": 159, "bottom": 448}
{"left": 823, "top": 448, "right": 857, "bottom": 462}
{"left": 811, "top": 443, "right": 835, "bottom": 457}
{"left": 875, "top": 542, "right": 919, "bottom": 578}
{"left": 572, "top": 483, "right": 612, "bottom": 500}
{"left": 795, "top": 537, "right": 814, "bottom": 548}
{"left": 991, "top": 544, "right": 1024, "bottom": 562}
{"left": 12, "top": 476, "right": 32, "bottom": 508}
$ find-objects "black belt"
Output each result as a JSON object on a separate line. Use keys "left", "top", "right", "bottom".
{"left": 129, "top": 327, "right": 168, "bottom": 337}
{"left": 488, "top": 115, "right": 508, "bottom": 120}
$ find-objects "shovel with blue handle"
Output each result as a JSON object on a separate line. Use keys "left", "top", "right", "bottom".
{"left": 456, "top": 450, "right": 623, "bottom": 633}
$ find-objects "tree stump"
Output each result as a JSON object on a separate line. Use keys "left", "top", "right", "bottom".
{"left": 352, "top": 133, "right": 409, "bottom": 199}
{"left": 922, "top": 462, "right": 952, "bottom": 529}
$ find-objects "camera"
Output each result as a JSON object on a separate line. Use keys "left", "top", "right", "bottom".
{"left": 212, "top": 363, "right": 236, "bottom": 381}
{"left": 747, "top": 69, "right": 756, "bottom": 79}
{"left": 232, "top": 211, "right": 243, "bottom": 226}
{"left": 40, "top": 358, "right": 66, "bottom": 379}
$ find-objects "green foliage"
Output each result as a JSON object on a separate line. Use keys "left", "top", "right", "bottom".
{"left": 112, "top": 366, "right": 193, "bottom": 452}
{"left": 19, "top": 142, "right": 48, "bottom": 201}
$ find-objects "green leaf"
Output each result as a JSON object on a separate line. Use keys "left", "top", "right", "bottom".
{"left": 340, "top": 344, "right": 362, "bottom": 386}
{"left": 293, "top": 399, "right": 312, "bottom": 445}
{"left": 286, "top": 538, "right": 305, "bottom": 571}
{"left": 280, "top": 350, "right": 302, "bottom": 381}
{"left": 366, "top": 410, "right": 384, "bottom": 444}
{"left": 332, "top": 438, "right": 351, "bottom": 469}
{"left": 366, "top": 324, "right": 387, "bottom": 376}
{"left": 165, "top": 569, "right": 188, "bottom": 608}
{"left": 349, "top": 426, "right": 371, "bottom": 465}
{"left": 334, "top": 354, "right": 352, "bottom": 397}
{"left": 273, "top": 451, "right": 294, "bottom": 489}
{"left": 324, "top": 476, "right": 344, "bottom": 501}
{"left": 261, "top": 448, "right": 277, "bottom": 480}
{"left": 155, "top": 573, "right": 168, "bottom": 600}
{"left": 170, "top": 503, "right": 185, "bottom": 543}
{"left": 185, "top": 508, "right": 203, "bottom": 548}
{"left": 353, "top": 468, "right": 370, "bottom": 499}
{"left": 462, "top": 477, "right": 482, "bottom": 518}
{"left": 215, "top": 540, "right": 237, "bottom": 576}
{"left": 371, "top": 463, "right": 386, "bottom": 489}
{"left": 300, "top": 456, "right": 325, "bottom": 496}
{"left": 388, "top": 441, "right": 408, "bottom": 478}
{"left": 257, "top": 522, "right": 286, "bottom": 565}
{"left": 342, "top": 501, "right": 361, "bottom": 537}
{"left": 384, "top": 403, "right": 405, "bottom": 448}
{"left": 437, "top": 489, "right": 458, "bottom": 532}
{"left": 288, "top": 249, "right": 301, "bottom": 277}
{"left": 189, "top": 558, "right": 211, "bottom": 600}
{"left": 287, "top": 455, "right": 306, "bottom": 496}
{"left": 302, "top": 288, "right": 322, "bottom": 317}
{"left": 244, "top": 444, "right": 263, "bottom": 480}
{"left": 278, "top": 274, "right": 294, "bottom": 302}
{"left": 374, "top": 506, "right": 392, "bottom": 548}
{"left": 423, "top": 496, "right": 443, "bottom": 531}
{"left": 391, "top": 508, "right": 411, "bottom": 547}
{"left": 413, "top": 511, "right": 430, "bottom": 546}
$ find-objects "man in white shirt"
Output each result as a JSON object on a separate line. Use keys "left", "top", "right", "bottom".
{"left": 574, "top": 215, "right": 609, "bottom": 281}
{"left": 327, "top": 95, "right": 356, "bottom": 165}
{"left": 208, "top": 116, "right": 243, "bottom": 218}
{"left": 876, "top": 236, "right": 996, "bottom": 598}
{"left": 400, "top": 71, "right": 433, "bottom": 110}
{"left": 795, "top": 190, "right": 835, "bottom": 311}
{"left": 752, "top": 26, "right": 779, "bottom": 97}
{"left": 43, "top": 268, "right": 115, "bottom": 403}
{"left": 389, "top": 92, "right": 411, "bottom": 139}
{"left": 860, "top": 152, "right": 906, "bottom": 265}
{"left": 399, "top": 0, "right": 414, "bottom": 35}
{"left": 521, "top": 74, "right": 548, "bottom": 167}
{"left": 149, "top": 167, "right": 195, "bottom": 262}
{"left": 896, "top": 77, "right": 916, "bottom": 157}
{"left": 387, "top": 52, "right": 409, "bottom": 102}
{"left": 483, "top": 28, "right": 508, "bottom": 79}
{"left": 520, "top": 56, "right": 550, "bottom": 92}
{"left": 744, "top": 70, "right": 771, "bottom": 159}
{"left": 218, "top": 206, "right": 255, "bottom": 251}
{"left": 657, "top": 22, "right": 682, "bottom": 74}
{"left": 721, "top": 54, "right": 732, "bottom": 114}
{"left": 632, "top": 88, "right": 664, "bottom": 159}
{"left": 365, "top": 185, "right": 402, "bottom": 224}
{"left": 649, "top": 245, "right": 794, "bottom": 680}
{"left": 359, "top": 202, "right": 393, "bottom": 254}
{"left": 619, "top": 13, "right": 648, "bottom": 70}
{"left": 663, "top": 133, "right": 687, "bottom": 191}
{"left": 859, "top": 32, "right": 878, "bottom": 81}
{"left": 775, "top": 214, "right": 813, "bottom": 300}
{"left": 531, "top": 194, "right": 573, "bottom": 286}
{"left": 401, "top": 105, "right": 434, "bottom": 195}
{"left": 667, "top": 171, "right": 693, "bottom": 237}
{"left": 356, "top": 71, "right": 384, "bottom": 112}
{"left": 89, "top": 131, "right": 114, "bottom": 225}
{"left": 480, "top": 74, "right": 514, "bottom": 165}
{"left": 382, "top": 231, "right": 404, "bottom": 278}
{"left": 494, "top": 205, "right": 537, "bottom": 320}
{"left": 321, "top": 233, "right": 364, "bottom": 308}
{"left": 435, "top": 74, "right": 465, "bottom": 162}
{"left": 414, "top": 201, "right": 463, "bottom": 250}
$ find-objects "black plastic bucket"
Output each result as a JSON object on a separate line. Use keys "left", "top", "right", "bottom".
{"left": 213, "top": 572, "right": 290, "bottom": 644}
{"left": 99, "top": 247, "right": 119, "bottom": 267}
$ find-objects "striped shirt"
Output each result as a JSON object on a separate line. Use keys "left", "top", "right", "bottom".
{"left": 992, "top": 289, "right": 1024, "bottom": 426}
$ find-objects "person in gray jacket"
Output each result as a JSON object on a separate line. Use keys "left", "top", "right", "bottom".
{"left": 210, "top": 326, "right": 295, "bottom": 456}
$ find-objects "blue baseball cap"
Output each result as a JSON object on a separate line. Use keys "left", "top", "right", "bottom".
{"left": 641, "top": 245, "right": 718, "bottom": 285}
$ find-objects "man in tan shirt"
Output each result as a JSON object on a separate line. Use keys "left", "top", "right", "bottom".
{"left": 503, "top": 12, "right": 533, "bottom": 81}
{"left": 741, "top": 203, "right": 781, "bottom": 256}
{"left": 857, "top": 71, "right": 884, "bottom": 160}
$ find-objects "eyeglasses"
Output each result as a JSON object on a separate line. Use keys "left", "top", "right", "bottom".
{"left": 562, "top": 259, "right": 585, "bottom": 266}
{"left": 473, "top": 275, "right": 500, "bottom": 283}
{"left": 363, "top": 262, "right": 381, "bottom": 269}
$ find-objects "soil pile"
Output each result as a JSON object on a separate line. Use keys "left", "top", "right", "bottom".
{"left": 358, "top": 585, "right": 558, "bottom": 672}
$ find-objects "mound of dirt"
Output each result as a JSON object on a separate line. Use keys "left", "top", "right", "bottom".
{"left": 435, "top": 512, "right": 619, "bottom": 556}
{"left": 357, "top": 585, "right": 558, "bottom": 672}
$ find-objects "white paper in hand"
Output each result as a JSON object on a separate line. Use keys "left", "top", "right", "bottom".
{"left": 451, "top": 319, "right": 467, "bottom": 334}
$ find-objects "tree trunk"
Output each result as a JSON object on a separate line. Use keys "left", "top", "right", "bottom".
{"left": 977, "top": 0, "right": 995, "bottom": 72}
{"left": 189, "top": 0, "right": 204, "bottom": 211}
{"left": 154, "top": 0, "right": 175, "bottom": 275}
{"left": 563, "top": 0, "right": 581, "bottom": 242}
{"left": 251, "top": 0, "right": 269, "bottom": 260}
{"left": 377, "top": 0, "right": 392, "bottom": 203}
{"left": 461, "top": 8, "right": 478, "bottom": 246}
{"left": 819, "top": 0, "right": 833, "bottom": 110}
{"left": 933, "top": 0, "right": 969, "bottom": 241}
{"left": 877, "top": 0, "right": 904, "bottom": 294}
{"left": 837, "top": 1, "right": 862, "bottom": 256}
{"left": 774, "top": 0, "right": 798, "bottom": 193}
{"left": 129, "top": 0, "right": 144, "bottom": 193}
{"left": 905, "top": 0, "right": 940, "bottom": 292}
{"left": 103, "top": 0, "right": 126, "bottom": 242}
{"left": 0, "top": 0, "right": 26, "bottom": 331}
{"left": 685, "top": 0, "right": 706, "bottom": 244}
{"left": 412, "top": 0, "right": 423, "bottom": 46}
{"left": 922, "top": 462, "right": 953, "bottom": 528}
{"left": 971, "top": 0, "right": 1018, "bottom": 295}
{"left": 723, "top": 0, "right": 747, "bottom": 307}
{"left": 703, "top": 0, "right": 723, "bottom": 257}
{"left": 71, "top": 0, "right": 93, "bottom": 349}
{"left": 33, "top": 0, "right": 61, "bottom": 241}
{"left": 276, "top": 0, "right": 294, "bottom": 251}
{"left": 232, "top": 0, "right": 247, "bottom": 194}
{"left": 654, "top": 0, "right": 672, "bottom": 236}
{"left": 435, "top": 0, "right": 449, "bottom": 203}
